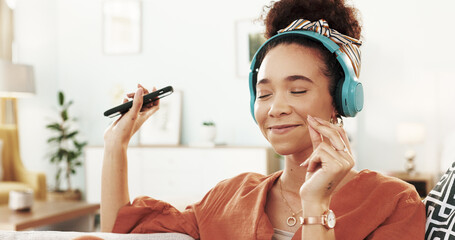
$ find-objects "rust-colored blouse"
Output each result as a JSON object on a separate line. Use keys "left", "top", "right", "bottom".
{"left": 112, "top": 170, "right": 425, "bottom": 239}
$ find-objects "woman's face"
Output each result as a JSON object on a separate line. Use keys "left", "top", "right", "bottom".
{"left": 254, "top": 43, "right": 335, "bottom": 156}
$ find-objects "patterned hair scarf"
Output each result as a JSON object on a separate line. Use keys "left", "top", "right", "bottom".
{"left": 278, "top": 19, "right": 362, "bottom": 78}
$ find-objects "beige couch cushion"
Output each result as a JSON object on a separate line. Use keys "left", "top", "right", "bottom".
{"left": 0, "top": 139, "right": 3, "bottom": 181}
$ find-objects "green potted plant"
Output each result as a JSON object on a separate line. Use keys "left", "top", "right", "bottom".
{"left": 46, "top": 91, "right": 87, "bottom": 201}
{"left": 201, "top": 121, "right": 216, "bottom": 145}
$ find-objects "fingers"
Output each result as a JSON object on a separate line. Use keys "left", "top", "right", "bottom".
{"left": 111, "top": 98, "right": 129, "bottom": 123}
{"left": 307, "top": 115, "right": 348, "bottom": 153}
{"left": 138, "top": 84, "right": 150, "bottom": 94}
{"left": 126, "top": 84, "right": 150, "bottom": 98}
{"left": 301, "top": 141, "right": 353, "bottom": 170}
{"left": 315, "top": 117, "right": 351, "bottom": 154}
{"left": 308, "top": 120, "right": 323, "bottom": 150}
{"left": 126, "top": 85, "right": 160, "bottom": 111}
{"left": 299, "top": 116, "right": 355, "bottom": 203}
{"left": 301, "top": 115, "right": 355, "bottom": 169}
{"left": 300, "top": 143, "right": 354, "bottom": 200}
{"left": 129, "top": 87, "right": 144, "bottom": 116}
{"left": 334, "top": 125, "right": 351, "bottom": 153}
{"left": 140, "top": 86, "right": 160, "bottom": 112}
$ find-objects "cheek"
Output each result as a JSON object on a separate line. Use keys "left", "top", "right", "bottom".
{"left": 254, "top": 102, "right": 269, "bottom": 135}
{"left": 293, "top": 92, "right": 334, "bottom": 119}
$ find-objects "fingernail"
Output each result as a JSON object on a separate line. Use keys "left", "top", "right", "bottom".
{"left": 313, "top": 117, "right": 325, "bottom": 124}
{"left": 300, "top": 158, "right": 309, "bottom": 167}
{"left": 307, "top": 115, "right": 316, "bottom": 124}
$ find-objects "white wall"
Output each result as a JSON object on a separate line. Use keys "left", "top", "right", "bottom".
{"left": 13, "top": 0, "right": 455, "bottom": 193}
{"left": 355, "top": 0, "right": 455, "bottom": 174}
{"left": 14, "top": 0, "right": 59, "bottom": 186}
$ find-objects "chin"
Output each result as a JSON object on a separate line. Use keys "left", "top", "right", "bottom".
{"left": 268, "top": 139, "right": 310, "bottom": 156}
{"left": 260, "top": 126, "right": 311, "bottom": 156}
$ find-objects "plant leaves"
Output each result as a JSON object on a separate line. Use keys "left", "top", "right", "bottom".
{"left": 47, "top": 137, "right": 59, "bottom": 143}
{"left": 46, "top": 123, "right": 61, "bottom": 131}
{"left": 48, "top": 90, "right": 88, "bottom": 190}
{"left": 61, "top": 110, "right": 68, "bottom": 121}
{"left": 58, "top": 91, "right": 64, "bottom": 106}
{"left": 66, "top": 131, "right": 78, "bottom": 139}
{"left": 74, "top": 141, "right": 88, "bottom": 150}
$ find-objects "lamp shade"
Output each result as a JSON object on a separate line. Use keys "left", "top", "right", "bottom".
{"left": 0, "top": 60, "right": 35, "bottom": 98}
{"left": 396, "top": 122, "right": 426, "bottom": 144}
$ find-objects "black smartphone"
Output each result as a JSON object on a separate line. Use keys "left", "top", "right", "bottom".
{"left": 104, "top": 86, "right": 174, "bottom": 118}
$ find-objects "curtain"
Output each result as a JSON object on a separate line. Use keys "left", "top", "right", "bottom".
{"left": 0, "top": 0, "right": 14, "bottom": 61}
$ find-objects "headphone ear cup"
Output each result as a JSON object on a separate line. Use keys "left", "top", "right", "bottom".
{"left": 335, "top": 78, "right": 364, "bottom": 117}
{"left": 334, "top": 79, "right": 345, "bottom": 116}
{"left": 350, "top": 81, "right": 364, "bottom": 114}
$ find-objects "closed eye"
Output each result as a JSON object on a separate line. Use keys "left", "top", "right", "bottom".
{"left": 257, "top": 94, "right": 272, "bottom": 99}
{"left": 291, "top": 90, "right": 307, "bottom": 94}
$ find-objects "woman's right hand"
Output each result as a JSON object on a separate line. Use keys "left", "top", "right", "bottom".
{"left": 103, "top": 84, "right": 160, "bottom": 147}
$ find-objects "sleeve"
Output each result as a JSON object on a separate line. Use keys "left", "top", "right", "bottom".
{"left": 111, "top": 196, "right": 200, "bottom": 239}
{"left": 366, "top": 189, "right": 426, "bottom": 240}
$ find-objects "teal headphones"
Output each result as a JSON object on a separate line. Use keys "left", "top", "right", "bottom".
{"left": 248, "top": 30, "right": 364, "bottom": 121}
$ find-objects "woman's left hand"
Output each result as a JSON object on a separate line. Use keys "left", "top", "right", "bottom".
{"left": 299, "top": 115, "right": 355, "bottom": 206}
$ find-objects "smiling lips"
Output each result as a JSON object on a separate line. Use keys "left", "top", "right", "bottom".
{"left": 268, "top": 124, "right": 302, "bottom": 134}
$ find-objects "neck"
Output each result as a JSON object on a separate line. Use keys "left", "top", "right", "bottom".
{"left": 280, "top": 148, "right": 358, "bottom": 196}
{"left": 280, "top": 149, "right": 312, "bottom": 196}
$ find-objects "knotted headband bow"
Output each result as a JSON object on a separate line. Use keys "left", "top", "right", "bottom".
{"left": 278, "top": 19, "right": 362, "bottom": 78}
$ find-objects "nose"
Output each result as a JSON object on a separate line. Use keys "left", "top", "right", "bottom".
{"left": 268, "top": 93, "right": 292, "bottom": 118}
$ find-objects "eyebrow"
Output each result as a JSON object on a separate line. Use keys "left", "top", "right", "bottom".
{"left": 256, "top": 75, "right": 314, "bottom": 85}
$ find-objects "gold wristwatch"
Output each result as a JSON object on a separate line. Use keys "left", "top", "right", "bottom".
{"left": 299, "top": 209, "right": 336, "bottom": 229}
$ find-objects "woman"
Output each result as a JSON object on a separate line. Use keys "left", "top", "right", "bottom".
{"left": 101, "top": 0, "right": 425, "bottom": 239}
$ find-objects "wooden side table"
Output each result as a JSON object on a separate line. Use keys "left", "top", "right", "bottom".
{"left": 0, "top": 200, "right": 99, "bottom": 231}
{"left": 387, "top": 172, "right": 435, "bottom": 198}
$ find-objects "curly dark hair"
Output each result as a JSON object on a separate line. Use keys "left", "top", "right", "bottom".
{"left": 255, "top": 0, "right": 362, "bottom": 115}
{"left": 262, "top": 0, "right": 362, "bottom": 39}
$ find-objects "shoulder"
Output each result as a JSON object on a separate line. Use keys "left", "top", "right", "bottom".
{"left": 334, "top": 170, "right": 426, "bottom": 239}
{"left": 213, "top": 171, "right": 279, "bottom": 194}
{"left": 348, "top": 170, "right": 421, "bottom": 203}
{"left": 360, "top": 170, "right": 416, "bottom": 189}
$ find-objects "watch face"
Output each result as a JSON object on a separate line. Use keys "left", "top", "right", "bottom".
{"left": 326, "top": 210, "right": 336, "bottom": 228}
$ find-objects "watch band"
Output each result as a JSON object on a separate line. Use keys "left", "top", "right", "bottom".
{"left": 299, "top": 209, "right": 336, "bottom": 229}
{"left": 299, "top": 215, "right": 325, "bottom": 225}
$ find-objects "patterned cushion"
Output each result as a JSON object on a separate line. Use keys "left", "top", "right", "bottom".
{"left": 424, "top": 161, "right": 455, "bottom": 239}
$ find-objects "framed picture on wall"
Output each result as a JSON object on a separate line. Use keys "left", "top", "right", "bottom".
{"left": 139, "top": 90, "right": 183, "bottom": 146}
{"left": 235, "top": 19, "right": 266, "bottom": 78}
{"left": 103, "top": 0, "right": 142, "bottom": 55}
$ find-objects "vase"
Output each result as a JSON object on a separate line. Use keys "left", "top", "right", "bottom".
{"left": 200, "top": 126, "right": 216, "bottom": 143}
{"left": 9, "top": 189, "right": 33, "bottom": 211}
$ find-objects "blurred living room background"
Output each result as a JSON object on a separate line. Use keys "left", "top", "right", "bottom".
{"left": 1, "top": 0, "right": 455, "bottom": 232}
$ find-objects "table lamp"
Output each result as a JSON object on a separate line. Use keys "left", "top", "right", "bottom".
{"left": 0, "top": 60, "right": 35, "bottom": 125}
{"left": 396, "top": 122, "right": 426, "bottom": 175}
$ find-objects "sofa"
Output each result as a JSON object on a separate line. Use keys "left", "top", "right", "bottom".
{"left": 0, "top": 231, "right": 195, "bottom": 240}
{"left": 424, "top": 161, "right": 455, "bottom": 239}
{"left": 2, "top": 162, "right": 455, "bottom": 239}
{"left": 0, "top": 125, "right": 47, "bottom": 204}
